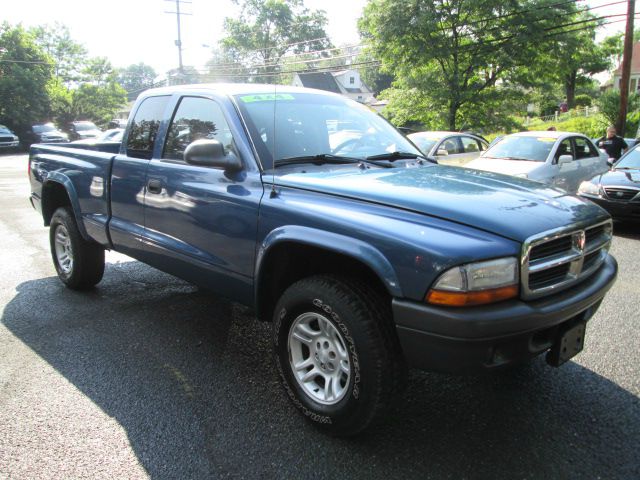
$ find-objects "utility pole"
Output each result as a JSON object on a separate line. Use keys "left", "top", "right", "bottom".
{"left": 164, "top": 0, "right": 192, "bottom": 77}
{"left": 617, "top": 0, "right": 635, "bottom": 135}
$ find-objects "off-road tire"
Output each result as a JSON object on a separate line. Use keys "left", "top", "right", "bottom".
{"left": 273, "top": 274, "right": 406, "bottom": 436}
{"left": 49, "top": 207, "right": 105, "bottom": 289}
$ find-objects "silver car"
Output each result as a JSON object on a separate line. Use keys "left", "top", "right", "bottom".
{"left": 407, "top": 131, "right": 489, "bottom": 166}
{"left": 465, "top": 131, "right": 609, "bottom": 193}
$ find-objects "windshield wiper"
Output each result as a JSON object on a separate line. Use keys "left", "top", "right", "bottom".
{"left": 275, "top": 153, "right": 392, "bottom": 168}
{"left": 366, "top": 151, "right": 425, "bottom": 162}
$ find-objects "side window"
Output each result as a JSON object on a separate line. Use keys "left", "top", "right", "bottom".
{"left": 574, "top": 137, "right": 598, "bottom": 159}
{"left": 555, "top": 138, "right": 574, "bottom": 161}
{"left": 163, "top": 96, "right": 237, "bottom": 161}
{"left": 461, "top": 136, "right": 480, "bottom": 153}
{"left": 126, "top": 95, "right": 170, "bottom": 159}
{"left": 440, "top": 137, "right": 461, "bottom": 155}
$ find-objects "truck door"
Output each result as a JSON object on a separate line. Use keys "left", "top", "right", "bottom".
{"left": 110, "top": 95, "right": 171, "bottom": 260}
{"left": 142, "top": 95, "right": 263, "bottom": 304}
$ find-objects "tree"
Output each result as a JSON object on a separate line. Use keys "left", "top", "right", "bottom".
{"left": 539, "top": 14, "right": 609, "bottom": 108}
{"left": 596, "top": 89, "right": 640, "bottom": 136}
{"left": 0, "top": 23, "right": 53, "bottom": 133}
{"left": 117, "top": 62, "right": 158, "bottom": 100}
{"left": 30, "top": 23, "right": 87, "bottom": 84}
{"left": 359, "top": 0, "right": 584, "bottom": 130}
{"left": 219, "top": 0, "right": 331, "bottom": 82}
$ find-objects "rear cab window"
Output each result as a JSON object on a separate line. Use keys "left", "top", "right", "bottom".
{"left": 126, "top": 95, "right": 171, "bottom": 159}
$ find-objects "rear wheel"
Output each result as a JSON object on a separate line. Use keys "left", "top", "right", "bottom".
{"left": 273, "top": 275, "right": 405, "bottom": 436}
{"left": 50, "top": 207, "right": 105, "bottom": 289}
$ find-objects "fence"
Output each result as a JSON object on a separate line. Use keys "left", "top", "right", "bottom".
{"left": 527, "top": 106, "right": 598, "bottom": 125}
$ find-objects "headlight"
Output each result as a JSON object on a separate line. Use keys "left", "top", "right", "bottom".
{"left": 426, "top": 257, "right": 519, "bottom": 306}
{"left": 578, "top": 181, "right": 600, "bottom": 196}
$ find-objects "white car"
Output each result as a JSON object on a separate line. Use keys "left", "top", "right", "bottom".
{"left": 71, "top": 128, "right": 124, "bottom": 144}
{"left": 407, "top": 131, "right": 489, "bottom": 166}
{"left": 465, "top": 131, "right": 609, "bottom": 193}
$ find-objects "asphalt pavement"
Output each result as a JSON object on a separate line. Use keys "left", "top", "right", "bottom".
{"left": 0, "top": 153, "right": 638, "bottom": 479}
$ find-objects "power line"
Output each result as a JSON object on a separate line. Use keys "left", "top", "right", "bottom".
{"left": 202, "top": 43, "right": 363, "bottom": 69}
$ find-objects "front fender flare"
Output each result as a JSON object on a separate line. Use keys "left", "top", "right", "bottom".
{"left": 256, "top": 225, "right": 403, "bottom": 297}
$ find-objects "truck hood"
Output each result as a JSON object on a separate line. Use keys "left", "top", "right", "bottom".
{"left": 273, "top": 164, "right": 608, "bottom": 242}
{"left": 465, "top": 157, "right": 543, "bottom": 176}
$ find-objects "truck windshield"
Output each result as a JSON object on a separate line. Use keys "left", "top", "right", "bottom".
{"left": 234, "top": 92, "right": 420, "bottom": 168}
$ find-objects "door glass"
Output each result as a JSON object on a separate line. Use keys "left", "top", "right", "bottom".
{"left": 126, "top": 95, "right": 170, "bottom": 159}
{"left": 163, "top": 96, "right": 237, "bottom": 161}
{"left": 460, "top": 136, "right": 480, "bottom": 153}
{"left": 440, "top": 138, "right": 460, "bottom": 154}
{"left": 555, "top": 139, "right": 574, "bottom": 161}
{"left": 573, "top": 137, "right": 598, "bottom": 159}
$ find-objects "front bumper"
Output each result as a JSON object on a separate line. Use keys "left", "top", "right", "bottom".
{"left": 393, "top": 254, "right": 617, "bottom": 373}
{"left": 0, "top": 141, "right": 19, "bottom": 149}
{"left": 579, "top": 195, "right": 640, "bottom": 220}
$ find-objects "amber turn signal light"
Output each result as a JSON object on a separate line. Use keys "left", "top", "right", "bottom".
{"left": 425, "top": 284, "right": 519, "bottom": 307}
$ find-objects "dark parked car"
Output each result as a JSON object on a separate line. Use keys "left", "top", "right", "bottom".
{"left": 0, "top": 124, "right": 20, "bottom": 151}
{"left": 578, "top": 143, "right": 640, "bottom": 221}
{"left": 23, "top": 123, "right": 69, "bottom": 147}
{"left": 67, "top": 121, "right": 102, "bottom": 141}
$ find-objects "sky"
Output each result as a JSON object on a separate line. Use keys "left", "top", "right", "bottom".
{"left": 3, "top": 0, "right": 633, "bottom": 78}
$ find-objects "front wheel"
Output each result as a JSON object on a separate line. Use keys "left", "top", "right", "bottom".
{"left": 50, "top": 207, "right": 105, "bottom": 289}
{"left": 273, "top": 275, "right": 405, "bottom": 436}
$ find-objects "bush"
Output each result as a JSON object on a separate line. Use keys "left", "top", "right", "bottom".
{"left": 574, "top": 94, "right": 592, "bottom": 108}
{"left": 554, "top": 116, "right": 607, "bottom": 138}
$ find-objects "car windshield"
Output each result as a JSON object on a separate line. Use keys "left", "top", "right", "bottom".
{"left": 234, "top": 92, "right": 421, "bottom": 168}
{"left": 33, "top": 124, "right": 57, "bottom": 133}
{"left": 616, "top": 148, "right": 640, "bottom": 169}
{"left": 483, "top": 136, "right": 555, "bottom": 162}
{"left": 407, "top": 134, "right": 441, "bottom": 154}
{"left": 75, "top": 122, "right": 98, "bottom": 131}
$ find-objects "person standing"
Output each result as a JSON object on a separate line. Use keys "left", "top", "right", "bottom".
{"left": 596, "top": 126, "right": 628, "bottom": 160}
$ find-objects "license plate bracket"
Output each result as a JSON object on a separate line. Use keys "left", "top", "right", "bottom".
{"left": 546, "top": 321, "right": 586, "bottom": 367}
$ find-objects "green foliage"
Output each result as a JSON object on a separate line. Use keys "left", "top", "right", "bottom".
{"left": 117, "top": 63, "right": 158, "bottom": 100}
{"left": 220, "top": 0, "right": 331, "bottom": 82}
{"left": 30, "top": 23, "right": 87, "bottom": 84}
{"left": 360, "top": 0, "right": 585, "bottom": 131}
{"left": 0, "top": 23, "right": 53, "bottom": 133}
{"left": 1, "top": 22, "right": 126, "bottom": 130}
{"left": 596, "top": 89, "right": 640, "bottom": 135}
{"left": 71, "top": 82, "right": 127, "bottom": 126}
{"left": 574, "top": 94, "right": 592, "bottom": 108}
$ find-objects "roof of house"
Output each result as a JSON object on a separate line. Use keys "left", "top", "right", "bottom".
{"left": 614, "top": 42, "right": 640, "bottom": 75}
{"left": 295, "top": 72, "right": 342, "bottom": 94}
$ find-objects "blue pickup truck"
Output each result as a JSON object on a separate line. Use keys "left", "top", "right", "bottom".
{"left": 29, "top": 84, "right": 617, "bottom": 435}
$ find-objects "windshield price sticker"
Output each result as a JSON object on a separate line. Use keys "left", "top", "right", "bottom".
{"left": 240, "top": 94, "right": 295, "bottom": 103}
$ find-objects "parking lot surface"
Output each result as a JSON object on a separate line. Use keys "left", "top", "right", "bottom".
{"left": 0, "top": 153, "right": 638, "bottom": 479}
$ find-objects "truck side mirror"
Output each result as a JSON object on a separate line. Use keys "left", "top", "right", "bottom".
{"left": 184, "top": 139, "right": 242, "bottom": 172}
{"left": 557, "top": 154, "right": 572, "bottom": 165}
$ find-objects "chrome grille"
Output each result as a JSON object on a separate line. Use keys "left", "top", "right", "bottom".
{"left": 521, "top": 220, "right": 612, "bottom": 299}
{"left": 603, "top": 187, "right": 639, "bottom": 201}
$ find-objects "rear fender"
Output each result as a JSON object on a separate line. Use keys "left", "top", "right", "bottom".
{"left": 42, "top": 174, "right": 89, "bottom": 240}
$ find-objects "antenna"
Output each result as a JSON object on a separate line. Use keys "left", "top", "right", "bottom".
{"left": 164, "top": 0, "right": 193, "bottom": 75}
